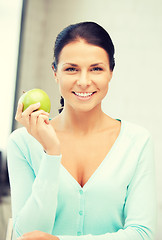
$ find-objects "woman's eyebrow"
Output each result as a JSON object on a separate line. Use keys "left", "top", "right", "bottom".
{"left": 63, "top": 62, "right": 104, "bottom": 67}
{"left": 63, "top": 63, "right": 78, "bottom": 66}
{"left": 90, "top": 63, "right": 104, "bottom": 66}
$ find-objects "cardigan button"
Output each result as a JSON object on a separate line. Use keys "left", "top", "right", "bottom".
{"left": 79, "top": 210, "right": 83, "bottom": 215}
{"left": 79, "top": 189, "right": 83, "bottom": 195}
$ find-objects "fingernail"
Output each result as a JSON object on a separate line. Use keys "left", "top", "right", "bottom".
{"left": 36, "top": 102, "right": 40, "bottom": 106}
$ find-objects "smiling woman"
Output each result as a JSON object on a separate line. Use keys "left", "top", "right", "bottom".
{"left": 7, "top": 21, "right": 157, "bottom": 240}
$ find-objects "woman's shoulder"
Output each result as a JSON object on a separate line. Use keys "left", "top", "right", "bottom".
{"left": 121, "top": 119, "right": 153, "bottom": 143}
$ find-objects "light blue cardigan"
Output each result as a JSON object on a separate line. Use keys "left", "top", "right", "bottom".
{"left": 7, "top": 119, "right": 157, "bottom": 239}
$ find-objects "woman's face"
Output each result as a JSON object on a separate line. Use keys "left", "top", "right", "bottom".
{"left": 54, "top": 40, "right": 113, "bottom": 112}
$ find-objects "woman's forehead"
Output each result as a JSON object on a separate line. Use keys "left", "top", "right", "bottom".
{"left": 58, "top": 41, "right": 109, "bottom": 65}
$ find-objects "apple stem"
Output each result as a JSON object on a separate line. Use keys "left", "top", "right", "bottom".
{"left": 23, "top": 91, "right": 26, "bottom": 93}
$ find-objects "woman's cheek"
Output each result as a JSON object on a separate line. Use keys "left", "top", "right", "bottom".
{"left": 58, "top": 77, "right": 73, "bottom": 97}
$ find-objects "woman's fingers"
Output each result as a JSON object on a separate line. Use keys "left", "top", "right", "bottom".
{"left": 30, "top": 110, "right": 49, "bottom": 132}
{"left": 22, "top": 102, "right": 40, "bottom": 118}
{"left": 15, "top": 102, "right": 23, "bottom": 121}
{"left": 30, "top": 110, "right": 49, "bottom": 122}
{"left": 14, "top": 102, "right": 59, "bottom": 153}
{"left": 37, "top": 114, "right": 50, "bottom": 125}
{"left": 15, "top": 102, "right": 50, "bottom": 134}
{"left": 15, "top": 102, "right": 40, "bottom": 124}
{"left": 17, "top": 231, "right": 59, "bottom": 240}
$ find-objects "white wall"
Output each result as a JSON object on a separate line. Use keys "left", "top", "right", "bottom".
{"left": 0, "top": 0, "right": 22, "bottom": 159}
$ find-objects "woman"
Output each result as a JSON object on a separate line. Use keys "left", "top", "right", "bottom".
{"left": 7, "top": 22, "right": 157, "bottom": 240}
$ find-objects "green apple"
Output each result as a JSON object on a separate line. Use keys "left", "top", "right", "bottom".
{"left": 19, "top": 88, "right": 51, "bottom": 113}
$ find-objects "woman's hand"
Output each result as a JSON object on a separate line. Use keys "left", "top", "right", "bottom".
{"left": 17, "top": 231, "right": 60, "bottom": 240}
{"left": 15, "top": 102, "right": 61, "bottom": 155}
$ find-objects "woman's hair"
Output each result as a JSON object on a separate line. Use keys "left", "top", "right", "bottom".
{"left": 52, "top": 21, "right": 115, "bottom": 114}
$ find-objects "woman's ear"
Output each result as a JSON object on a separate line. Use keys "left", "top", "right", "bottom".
{"left": 54, "top": 71, "right": 59, "bottom": 84}
{"left": 52, "top": 64, "right": 59, "bottom": 83}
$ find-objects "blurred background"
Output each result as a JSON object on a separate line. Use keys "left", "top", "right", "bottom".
{"left": 0, "top": 0, "right": 162, "bottom": 239}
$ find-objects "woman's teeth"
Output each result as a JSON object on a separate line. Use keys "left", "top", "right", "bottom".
{"left": 73, "top": 92, "right": 94, "bottom": 97}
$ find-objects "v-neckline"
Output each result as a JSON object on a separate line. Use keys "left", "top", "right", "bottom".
{"left": 60, "top": 119, "right": 124, "bottom": 191}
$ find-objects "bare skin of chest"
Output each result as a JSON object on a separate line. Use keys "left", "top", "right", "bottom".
{"left": 56, "top": 123, "right": 121, "bottom": 188}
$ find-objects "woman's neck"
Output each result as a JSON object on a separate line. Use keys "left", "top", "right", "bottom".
{"left": 57, "top": 104, "right": 108, "bottom": 136}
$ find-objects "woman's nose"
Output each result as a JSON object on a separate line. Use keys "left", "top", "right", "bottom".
{"left": 76, "top": 71, "right": 91, "bottom": 88}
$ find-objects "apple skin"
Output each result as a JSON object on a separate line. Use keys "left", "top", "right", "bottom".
{"left": 19, "top": 88, "right": 51, "bottom": 113}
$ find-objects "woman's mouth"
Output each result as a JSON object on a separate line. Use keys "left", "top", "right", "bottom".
{"left": 72, "top": 91, "right": 96, "bottom": 100}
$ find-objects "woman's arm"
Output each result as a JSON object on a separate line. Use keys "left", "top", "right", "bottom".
{"left": 56, "top": 136, "right": 157, "bottom": 240}
{"left": 7, "top": 132, "right": 62, "bottom": 238}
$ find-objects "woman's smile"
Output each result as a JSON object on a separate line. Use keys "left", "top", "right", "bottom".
{"left": 72, "top": 91, "right": 97, "bottom": 101}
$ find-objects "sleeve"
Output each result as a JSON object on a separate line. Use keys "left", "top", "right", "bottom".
{"left": 7, "top": 133, "right": 62, "bottom": 238}
{"left": 56, "top": 135, "right": 157, "bottom": 240}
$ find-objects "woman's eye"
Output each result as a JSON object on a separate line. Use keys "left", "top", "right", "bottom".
{"left": 91, "top": 67, "right": 103, "bottom": 72}
{"left": 65, "top": 67, "right": 77, "bottom": 72}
